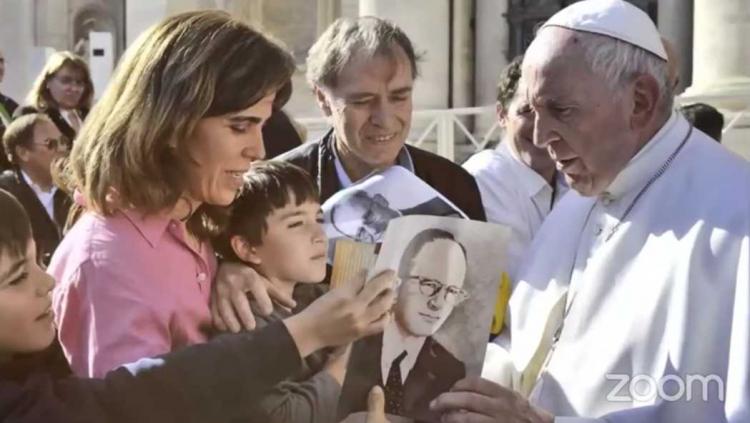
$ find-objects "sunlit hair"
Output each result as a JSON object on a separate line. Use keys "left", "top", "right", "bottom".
{"left": 574, "top": 31, "right": 673, "bottom": 114}
{"left": 60, "top": 10, "right": 295, "bottom": 239}
{"left": 2, "top": 113, "right": 52, "bottom": 166}
{"left": 26, "top": 51, "right": 94, "bottom": 111}
{"left": 0, "top": 189, "right": 32, "bottom": 259}
{"left": 213, "top": 161, "right": 319, "bottom": 261}
{"left": 306, "top": 16, "right": 420, "bottom": 89}
{"left": 496, "top": 55, "right": 524, "bottom": 109}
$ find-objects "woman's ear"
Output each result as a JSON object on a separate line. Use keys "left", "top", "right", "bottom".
{"left": 230, "top": 235, "right": 262, "bottom": 265}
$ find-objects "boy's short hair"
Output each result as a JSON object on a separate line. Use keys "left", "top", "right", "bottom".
{"left": 2, "top": 113, "right": 50, "bottom": 165}
{"left": 213, "top": 161, "right": 319, "bottom": 262}
{"left": 0, "top": 189, "right": 32, "bottom": 258}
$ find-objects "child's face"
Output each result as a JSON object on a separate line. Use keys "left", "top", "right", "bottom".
{"left": 251, "top": 199, "right": 327, "bottom": 284}
{"left": 0, "top": 241, "right": 56, "bottom": 354}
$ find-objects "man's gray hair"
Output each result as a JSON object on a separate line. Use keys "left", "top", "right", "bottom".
{"left": 577, "top": 31, "right": 674, "bottom": 113}
{"left": 306, "top": 16, "right": 420, "bottom": 89}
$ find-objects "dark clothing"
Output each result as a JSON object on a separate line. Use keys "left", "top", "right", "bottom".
{"left": 263, "top": 110, "right": 303, "bottom": 159}
{"left": 0, "top": 320, "right": 302, "bottom": 423}
{"left": 0, "top": 170, "right": 72, "bottom": 265}
{"left": 338, "top": 333, "right": 466, "bottom": 423}
{"left": 276, "top": 129, "right": 486, "bottom": 222}
{"left": 247, "top": 304, "right": 340, "bottom": 423}
{"left": 0, "top": 93, "right": 19, "bottom": 170}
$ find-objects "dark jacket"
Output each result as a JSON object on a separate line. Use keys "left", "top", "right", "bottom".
{"left": 0, "top": 320, "right": 302, "bottom": 423}
{"left": 0, "top": 169, "right": 72, "bottom": 265}
{"left": 276, "top": 129, "right": 486, "bottom": 222}
{"left": 263, "top": 109, "right": 303, "bottom": 159}
{"left": 0, "top": 93, "right": 19, "bottom": 170}
{"left": 338, "top": 333, "right": 466, "bottom": 422}
{"left": 247, "top": 305, "right": 340, "bottom": 423}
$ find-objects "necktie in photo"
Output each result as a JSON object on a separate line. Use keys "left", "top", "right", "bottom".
{"left": 385, "top": 350, "right": 408, "bottom": 415}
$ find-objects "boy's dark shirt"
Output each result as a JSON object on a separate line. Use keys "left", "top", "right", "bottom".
{"left": 245, "top": 292, "right": 341, "bottom": 423}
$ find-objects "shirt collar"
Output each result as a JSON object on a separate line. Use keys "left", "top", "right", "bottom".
{"left": 332, "top": 138, "right": 415, "bottom": 188}
{"left": 497, "top": 141, "right": 557, "bottom": 199}
{"left": 20, "top": 170, "right": 57, "bottom": 195}
{"left": 119, "top": 209, "right": 178, "bottom": 249}
{"left": 604, "top": 111, "right": 684, "bottom": 200}
{"left": 381, "top": 320, "right": 427, "bottom": 385}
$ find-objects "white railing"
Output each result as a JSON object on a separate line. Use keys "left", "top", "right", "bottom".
{"left": 297, "top": 106, "right": 500, "bottom": 163}
{"left": 297, "top": 96, "right": 750, "bottom": 163}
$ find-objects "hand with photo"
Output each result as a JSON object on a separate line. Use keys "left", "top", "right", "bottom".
{"left": 430, "top": 377, "right": 553, "bottom": 423}
{"left": 284, "top": 270, "right": 397, "bottom": 357}
{"left": 211, "top": 261, "right": 297, "bottom": 332}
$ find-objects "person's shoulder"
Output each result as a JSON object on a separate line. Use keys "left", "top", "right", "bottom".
{"left": 463, "top": 148, "right": 515, "bottom": 177}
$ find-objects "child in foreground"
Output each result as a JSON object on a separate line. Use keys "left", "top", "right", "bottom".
{"left": 0, "top": 187, "right": 395, "bottom": 423}
{"left": 214, "top": 160, "right": 347, "bottom": 423}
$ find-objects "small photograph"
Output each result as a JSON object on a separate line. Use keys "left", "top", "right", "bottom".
{"left": 337, "top": 215, "right": 510, "bottom": 423}
{"left": 322, "top": 166, "right": 467, "bottom": 248}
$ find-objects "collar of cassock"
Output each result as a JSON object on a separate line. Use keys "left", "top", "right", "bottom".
{"left": 601, "top": 110, "right": 683, "bottom": 203}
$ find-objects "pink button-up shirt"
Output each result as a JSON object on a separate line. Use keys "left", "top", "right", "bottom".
{"left": 50, "top": 209, "right": 217, "bottom": 377}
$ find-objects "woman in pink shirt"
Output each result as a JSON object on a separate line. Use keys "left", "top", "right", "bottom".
{"left": 49, "top": 11, "right": 296, "bottom": 377}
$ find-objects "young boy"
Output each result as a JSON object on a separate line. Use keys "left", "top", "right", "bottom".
{"left": 0, "top": 187, "right": 394, "bottom": 423}
{"left": 214, "top": 161, "right": 347, "bottom": 423}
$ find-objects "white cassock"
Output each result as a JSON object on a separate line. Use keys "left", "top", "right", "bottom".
{"left": 483, "top": 112, "right": 750, "bottom": 422}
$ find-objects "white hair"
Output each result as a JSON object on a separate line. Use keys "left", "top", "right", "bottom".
{"left": 576, "top": 31, "right": 673, "bottom": 113}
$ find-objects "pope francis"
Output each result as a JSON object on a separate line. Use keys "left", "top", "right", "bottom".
{"left": 429, "top": 1, "right": 750, "bottom": 422}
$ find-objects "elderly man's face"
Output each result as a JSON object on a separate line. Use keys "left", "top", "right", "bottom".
{"left": 523, "top": 28, "right": 640, "bottom": 196}
{"left": 395, "top": 238, "right": 468, "bottom": 337}
{"left": 330, "top": 192, "right": 400, "bottom": 243}
{"left": 315, "top": 45, "right": 414, "bottom": 179}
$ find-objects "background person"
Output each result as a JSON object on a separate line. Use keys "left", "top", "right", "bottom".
{"left": 0, "top": 113, "right": 71, "bottom": 266}
{"left": 463, "top": 55, "right": 568, "bottom": 282}
{"left": 23, "top": 51, "right": 93, "bottom": 144}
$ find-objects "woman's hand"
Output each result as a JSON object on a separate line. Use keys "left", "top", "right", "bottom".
{"left": 284, "top": 270, "right": 397, "bottom": 357}
{"left": 211, "top": 261, "right": 296, "bottom": 332}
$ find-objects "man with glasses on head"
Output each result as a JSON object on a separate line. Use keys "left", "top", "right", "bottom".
{"left": 0, "top": 113, "right": 71, "bottom": 266}
{"left": 339, "top": 229, "right": 469, "bottom": 422}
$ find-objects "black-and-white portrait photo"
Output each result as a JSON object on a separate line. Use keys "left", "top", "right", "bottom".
{"left": 338, "top": 216, "right": 510, "bottom": 423}
{"left": 322, "top": 166, "right": 467, "bottom": 247}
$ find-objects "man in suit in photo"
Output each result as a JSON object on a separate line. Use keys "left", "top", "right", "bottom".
{"left": 0, "top": 113, "right": 71, "bottom": 265}
{"left": 339, "top": 228, "right": 469, "bottom": 422}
